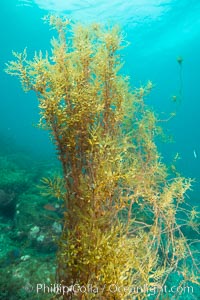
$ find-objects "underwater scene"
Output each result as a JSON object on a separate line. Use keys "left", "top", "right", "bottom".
{"left": 0, "top": 0, "right": 200, "bottom": 299}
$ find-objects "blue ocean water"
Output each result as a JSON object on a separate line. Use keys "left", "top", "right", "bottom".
{"left": 1, "top": 0, "right": 200, "bottom": 202}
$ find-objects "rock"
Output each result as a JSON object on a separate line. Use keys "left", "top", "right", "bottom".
{"left": 0, "top": 189, "right": 16, "bottom": 218}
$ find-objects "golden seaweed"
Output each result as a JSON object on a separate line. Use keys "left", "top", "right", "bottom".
{"left": 5, "top": 15, "right": 199, "bottom": 300}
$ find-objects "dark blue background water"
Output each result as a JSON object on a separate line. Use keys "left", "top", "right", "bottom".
{"left": 1, "top": 0, "right": 200, "bottom": 205}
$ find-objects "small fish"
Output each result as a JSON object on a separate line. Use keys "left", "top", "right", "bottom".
{"left": 193, "top": 149, "right": 197, "bottom": 159}
{"left": 43, "top": 204, "right": 57, "bottom": 211}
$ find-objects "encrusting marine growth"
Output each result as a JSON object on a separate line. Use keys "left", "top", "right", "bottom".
{"left": 5, "top": 15, "right": 199, "bottom": 300}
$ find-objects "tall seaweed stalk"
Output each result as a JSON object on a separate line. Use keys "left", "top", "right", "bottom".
{"left": 5, "top": 16, "right": 199, "bottom": 300}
